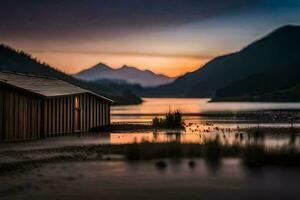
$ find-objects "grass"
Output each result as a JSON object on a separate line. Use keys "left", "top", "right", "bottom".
{"left": 123, "top": 140, "right": 241, "bottom": 161}
{"left": 242, "top": 144, "right": 300, "bottom": 167}
{"left": 1, "top": 139, "right": 300, "bottom": 174}
{"left": 123, "top": 140, "right": 300, "bottom": 167}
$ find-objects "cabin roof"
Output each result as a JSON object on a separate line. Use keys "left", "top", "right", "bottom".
{"left": 0, "top": 71, "right": 113, "bottom": 102}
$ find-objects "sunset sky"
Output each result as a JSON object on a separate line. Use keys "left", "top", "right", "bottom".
{"left": 1, "top": 0, "right": 300, "bottom": 77}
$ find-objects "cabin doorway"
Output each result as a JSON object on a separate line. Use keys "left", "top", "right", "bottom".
{"left": 74, "top": 96, "right": 81, "bottom": 131}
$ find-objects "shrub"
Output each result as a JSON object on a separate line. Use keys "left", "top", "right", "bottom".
{"left": 152, "top": 110, "right": 184, "bottom": 129}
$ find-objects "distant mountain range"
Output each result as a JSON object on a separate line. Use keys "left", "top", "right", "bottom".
{"left": 1, "top": 25, "right": 300, "bottom": 103}
{"left": 145, "top": 25, "right": 300, "bottom": 101}
{"left": 0, "top": 45, "right": 142, "bottom": 105}
{"left": 74, "top": 63, "right": 175, "bottom": 87}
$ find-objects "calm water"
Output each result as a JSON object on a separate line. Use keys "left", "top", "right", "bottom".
{"left": 111, "top": 98, "right": 300, "bottom": 149}
{"left": 112, "top": 98, "right": 300, "bottom": 123}
{"left": 2, "top": 160, "right": 300, "bottom": 200}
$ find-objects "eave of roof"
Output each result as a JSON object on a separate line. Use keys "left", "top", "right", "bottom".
{"left": 0, "top": 71, "right": 113, "bottom": 103}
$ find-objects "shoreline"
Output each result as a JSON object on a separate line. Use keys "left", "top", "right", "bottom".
{"left": 1, "top": 125, "right": 300, "bottom": 175}
{"left": 1, "top": 134, "right": 300, "bottom": 175}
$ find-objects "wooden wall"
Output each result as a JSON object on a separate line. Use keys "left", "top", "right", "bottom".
{"left": 0, "top": 86, "right": 42, "bottom": 142}
{"left": 43, "top": 93, "right": 111, "bottom": 137}
{"left": 0, "top": 85, "right": 111, "bottom": 142}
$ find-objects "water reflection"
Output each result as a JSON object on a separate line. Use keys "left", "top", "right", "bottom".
{"left": 112, "top": 98, "right": 300, "bottom": 116}
{"left": 205, "top": 159, "right": 222, "bottom": 175}
{"left": 110, "top": 128, "right": 300, "bottom": 150}
{"left": 110, "top": 98, "right": 300, "bottom": 150}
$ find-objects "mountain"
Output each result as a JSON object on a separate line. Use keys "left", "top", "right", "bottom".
{"left": 0, "top": 44, "right": 142, "bottom": 105}
{"left": 74, "top": 63, "right": 175, "bottom": 87}
{"left": 214, "top": 63, "right": 300, "bottom": 102}
{"left": 145, "top": 25, "right": 300, "bottom": 99}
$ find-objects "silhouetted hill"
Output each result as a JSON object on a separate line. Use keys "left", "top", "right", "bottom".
{"left": 74, "top": 63, "right": 175, "bottom": 87}
{"left": 0, "top": 44, "right": 142, "bottom": 105}
{"left": 214, "top": 63, "right": 300, "bottom": 101}
{"left": 146, "top": 25, "right": 300, "bottom": 99}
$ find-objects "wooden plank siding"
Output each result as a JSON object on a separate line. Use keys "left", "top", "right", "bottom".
{"left": 107, "top": 103, "right": 109, "bottom": 126}
{"left": 1, "top": 85, "right": 111, "bottom": 142}
{"left": 42, "top": 94, "right": 110, "bottom": 135}
{"left": 101, "top": 100, "right": 103, "bottom": 126}
{"left": 106, "top": 103, "right": 109, "bottom": 126}
{"left": 43, "top": 100, "right": 48, "bottom": 138}
{"left": 0, "top": 86, "right": 41, "bottom": 142}
{"left": 94, "top": 96, "right": 97, "bottom": 127}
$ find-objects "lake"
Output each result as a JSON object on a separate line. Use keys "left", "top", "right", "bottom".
{"left": 112, "top": 98, "right": 300, "bottom": 123}
{"left": 111, "top": 98, "right": 300, "bottom": 149}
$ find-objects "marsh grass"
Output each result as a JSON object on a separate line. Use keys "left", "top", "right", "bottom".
{"left": 123, "top": 139, "right": 300, "bottom": 167}
{"left": 123, "top": 139, "right": 242, "bottom": 161}
{"left": 242, "top": 144, "right": 300, "bottom": 167}
{"left": 203, "top": 136, "right": 222, "bottom": 161}
{"left": 242, "top": 144, "right": 266, "bottom": 167}
{"left": 2, "top": 138, "right": 300, "bottom": 174}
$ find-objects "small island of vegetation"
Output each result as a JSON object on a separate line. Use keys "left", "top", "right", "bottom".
{"left": 102, "top": 110, "right": 185, "bottom": 132}
{"left": 152, "top": 110, "right": 185, "bottom": 129}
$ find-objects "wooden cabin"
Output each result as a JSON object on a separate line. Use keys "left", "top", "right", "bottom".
{"left": 0, "top": 71, "right": 113, "bottom": 142}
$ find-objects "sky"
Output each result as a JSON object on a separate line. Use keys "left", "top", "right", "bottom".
{"left": 1, "top": 0, "right": 300, "bottom": 77}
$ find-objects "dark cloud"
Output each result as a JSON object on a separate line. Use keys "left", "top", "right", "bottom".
{"left": 0, "top": 0, "right": 260, "bottom": 40}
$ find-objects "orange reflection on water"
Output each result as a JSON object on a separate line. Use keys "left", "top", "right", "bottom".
{"left": 110, "top": 131, "right": 236, "bottom": 144}
{"left": 110, "top": 130, "right": 300, "bottom": 150}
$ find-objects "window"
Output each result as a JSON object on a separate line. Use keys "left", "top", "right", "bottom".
{"left": 75, "top": 96, "right": 80, "bottom": 109}
{"left": 74, "top": 96, "right": 80, "bottom": 131}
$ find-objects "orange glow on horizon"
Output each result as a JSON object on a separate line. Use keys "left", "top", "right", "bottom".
{"left": 29, "top": 51, "right": 211, "bottom": 77}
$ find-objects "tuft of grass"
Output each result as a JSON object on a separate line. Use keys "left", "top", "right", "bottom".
{"left": 152, "top": 110, "right": 185, "bottom": 129}
{"left": 203, "top": 136, "right": 222, "bottom": 162}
